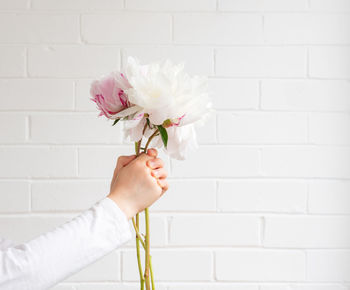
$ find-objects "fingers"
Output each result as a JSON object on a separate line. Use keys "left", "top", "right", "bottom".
{"left": 157, "top": 179, "right": 169, "bottom": 195}
{"left": 151, "top": 167, "right": 167, "bottom": 179}
{"left": 137, "top": 151, "right": 156, "bottom": 164}
{"left": 146, "top": 158, "right": 164, "bottom": 169}
{"left": 146, "top": 148, "right": 158, "bottom": 158}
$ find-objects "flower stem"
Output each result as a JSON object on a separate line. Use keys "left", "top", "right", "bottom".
{"left": 132, "top": 125, "right": 158, "bottom": 290}
{"left": 142, "top": 127, "right": 159, "bottom": 290}
{"left": 135, "top": 140, "right": 145, "bottom": 290}
{"left": 144, "top": 129, "right": 159, "bottom": 152}
{"left": 150, "top": 255, "right": 155, "bottom": 290}
{"left": 136, "top": 213, "right": 145, "bottom": 290}
{"left": 132, "top": 217, "right": 146, "bottom": 250}
{"left": 144, "top": 207, "right": 151, "bottom": 290}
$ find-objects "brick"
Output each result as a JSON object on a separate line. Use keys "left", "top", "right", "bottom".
{"left": 218, "top": 180, "right": 307, "bottom": 213}
{"left": 66, "top": 251, "right": 120, "bottom": 282}
{"left": 0, "top": 114, "right": 26, "bottom": 143}
{"left": 216, "top": 250, "right": 305, "bottom": 281}
{"left": 126, "top": 0, "right": 216, "bottom": 11}
{"left": 168, "top": 285, "right": 258, "bottom": 290}
{"left": 78, "top": 146, "right": 170, "bottom": 178}
{"left": 78, "top": 146, "right": 131, "bottom": 178}
{"left": 0, "top": 79, "right": 74, "bottom": 110}
{"left": 261, "top": 80, "right": 350, "bottom": 112}
{"left": 195, "top": 112, "right": 216, "bottom": 144}
{"left": 218, "top": 0, "right": 308, "bottom": 11}
{"left": 307, "top": 250, "right": 350, "bottom": 281}
{"left": 310, "top": 113, "right": 350, "bottom": 145}
{"left": 218, "top": 112, "right": 307, "bottom": 144}
{"left": 0, "top": 181, "right": 30, "bottom": 213}
{"left": 0, "top": 147, "right": 76, "bottom": 178}
{"left": 0, "top": 46, "right": 25, "bottom": 77}
{"left": 265, "top": 14, "right": 350, "bottom": 44}
{"left": 76, "top": 285, "right": 167, "bottom": 290}
{"left": 151, "top": 180, "right": 216, "bottom": 212}
{"left": 31, "top": 181, "right": 108, "bottom": 212}
{"left": 51, "top": 285, "right": 75, "bottom": 290}
{"left": 124, "top": 216, "right": 166, "bottom": 247}
{"left": 310, "top": 0, "right": 350, "bottom": 11}
{"left": 261, "top": 286, "right": 347, "bottom": 290}
{"left": 169, "top": 215, "right": 260, "bottom": 246}
{"left": 261, "top": 147, "right": 350, "bottom": 178}
{"left": 0, "top": 14, "right": 79, "bottom": 43}
{"left": 216, "top": 47, "right": 306, "bottom": 77}
{"left": 28, "top": 46, "right": 120, "bottom": 78}
{"left": 171, "top": 146, "right": 260, "bottom": 178}
{"left": 82, "top": 14, "right": 171, "bottom": 44}
{"left": 309, "top": 181, "right": 350, "bottom": 214}
{"left": 264, "top": 216, "right": 350, "bottom": 248}
{"left": 174, "top": 13, "right": 263, "bottom": 44}
{"left": 32, "top": 0, "right": 123, "bottom": 10}
{"left": 209, "top": 79, "right": 259, "bottom": 110}
{"left": 30, "top": 113, "right": 122, "bottom": 144}
{"left": 0, "top": 215, "right": 71, "bottom": 242}
{"left": 309, "top": 47, "right": 350, "bottom": 79}
{"left": 0, "top": 0, "right": 28, "bottom": 9}
{"left": 122, "top": 250, "right": 212, "bottom": 281}
{"left": 122, "top": 46, "right": 214, "bottom": 76}
{"left": 75, "top": 79, "right": 96, "bottom": 111}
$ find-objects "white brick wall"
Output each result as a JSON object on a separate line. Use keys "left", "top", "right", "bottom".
{"left": 0, "top": 1, "right": 349, "bottom": 289}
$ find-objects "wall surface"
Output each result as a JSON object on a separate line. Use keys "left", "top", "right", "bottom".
{"left": 0, "top": 0, "right": 350, "bottom": 289}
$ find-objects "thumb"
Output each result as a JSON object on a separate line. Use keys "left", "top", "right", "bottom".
{"left": 116, "top": 155, "right": 137, "bottom": 172}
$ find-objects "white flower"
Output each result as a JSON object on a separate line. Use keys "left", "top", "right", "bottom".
{"left": 158, "top": 124, "right": 199, "bottom": 160}
{"left": 125, "top": 56, "right": 212, "bottom": 127}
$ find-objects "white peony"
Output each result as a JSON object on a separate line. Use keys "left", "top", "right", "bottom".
{"left": 118, "top": 57, "right": 212, "bottom": 159}
{"left": 124, "top": 57, "right": 212, "bottom": 126}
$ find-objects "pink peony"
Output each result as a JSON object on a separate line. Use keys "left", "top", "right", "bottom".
{"left": 90, "top": 72, "right": 132, "bottom": 119}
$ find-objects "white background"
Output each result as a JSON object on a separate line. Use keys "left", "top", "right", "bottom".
{"left": 0, "top": 0, "right": 350, "bottom": 289}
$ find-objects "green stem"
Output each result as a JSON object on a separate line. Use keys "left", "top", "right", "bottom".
{"left": 150, "top": 255, "right": 155, "bottom": 290}
{"left": 132, "top": 217, "right": 146, "bottom": 250}
{"left": 142, "top": 128, "right": 159, "bottom": 290}
{"left": 133, "top": 124, "right": 158, "bottom": 290}
{"left": 144, "top": 207, "right": 151, "bottom": 290}
{"left": 144, "top": 129, "right": 159, "bottom": 152}
{"left": 135, "top": 140, "right": 145, "bottom": 290}
{"left": 136, "top": 213, "right": 145, "bottom": 290}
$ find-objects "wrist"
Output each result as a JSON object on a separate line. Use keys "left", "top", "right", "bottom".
{"left": 107, "top": 191, "right": 135, "bottom": 220}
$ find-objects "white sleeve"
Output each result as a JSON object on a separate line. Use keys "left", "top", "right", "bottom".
{"left": 0, "top": 197, "right": 132, "bottom": 290}
{"left": 0, "top": 238, "right": 16, "bottom": 250}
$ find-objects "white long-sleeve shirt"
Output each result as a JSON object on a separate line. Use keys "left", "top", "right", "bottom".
{"left": 0, "top": 197, "right": 132, "bottom": 290}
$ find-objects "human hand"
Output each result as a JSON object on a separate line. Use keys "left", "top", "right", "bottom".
{"left": 107, "top": 148, "right": 169, "bottom": 219}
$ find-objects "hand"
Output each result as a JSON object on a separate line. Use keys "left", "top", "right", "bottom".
{"left": 107, "top": 148, "right": 169, "bottom": 219}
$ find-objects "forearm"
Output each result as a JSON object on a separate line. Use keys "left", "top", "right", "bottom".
{"left": 0, "top": 197, "right": 132, "bottom": 290}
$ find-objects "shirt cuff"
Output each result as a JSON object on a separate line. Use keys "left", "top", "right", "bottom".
{"left": 98, "top": 197, "right": 132, "bottom": 245}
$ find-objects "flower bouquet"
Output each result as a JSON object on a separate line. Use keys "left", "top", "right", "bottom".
{"left": 90, "top": 57, "right": 212, "bottom": 289}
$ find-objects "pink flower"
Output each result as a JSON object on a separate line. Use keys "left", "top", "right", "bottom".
{"left": 90, "top": 72, "right": 132, "bottom": 119}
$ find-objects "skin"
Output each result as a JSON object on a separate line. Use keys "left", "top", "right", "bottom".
{"left": 107, "top": 148, "right": 169, "bottom": 220}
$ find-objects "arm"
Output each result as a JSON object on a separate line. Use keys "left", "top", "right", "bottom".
{"left": 0, "top": 148, "right": 168, "bottom": 290}
{"left": 0, "top": 238, "right": 16, "bottom": 250}
{"left": 0, "top": 197, "right": 131, "bottom": 290}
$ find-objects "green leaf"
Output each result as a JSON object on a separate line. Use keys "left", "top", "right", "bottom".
{"left": 157, "top": 125, "right": 168, "bottom": 148}
{"left": 112, "top": 119, "right": 120, "bottom": 126}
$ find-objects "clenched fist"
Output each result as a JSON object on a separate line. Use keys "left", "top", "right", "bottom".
{"left": 107, "top": 148, "right": 169, "bottom": 219}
